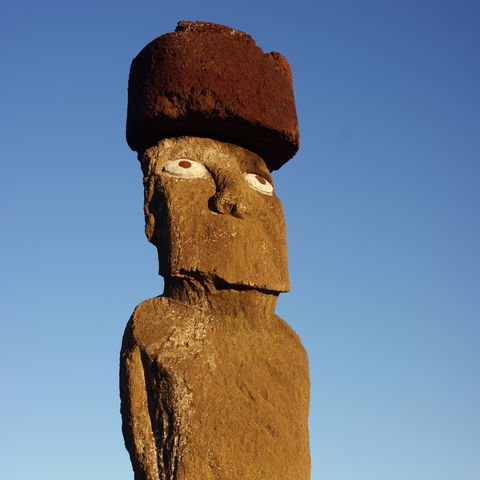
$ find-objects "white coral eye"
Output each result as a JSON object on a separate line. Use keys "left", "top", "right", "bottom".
{"left": 162, "top": 159, "right": 207, "bottom": 179}
{"left": 244, "top": 173, "right": 274, "bottom": 195}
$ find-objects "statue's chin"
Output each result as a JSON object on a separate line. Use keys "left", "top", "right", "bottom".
{"left": 162, "top": 270, "right": 289, "bottom": 295}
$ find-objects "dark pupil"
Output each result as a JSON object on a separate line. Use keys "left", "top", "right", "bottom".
{"left": 179, "top": 160, "right": 192, "bottom": 169}
{"left": 255, "top": 175, "right": 267, "bottom": 185}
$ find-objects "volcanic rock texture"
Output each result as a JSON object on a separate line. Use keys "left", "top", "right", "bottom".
{"left": 120, "top": 283, "right": 310, "bottom": 480}
{"left": 122, "top": 21, "right": 310, "bottom": 480}
{"left": 126, "top": 21, "right": 300, "bottom": 170}
{"left": 120, "top": 137, "right": 310, "bottom": 479}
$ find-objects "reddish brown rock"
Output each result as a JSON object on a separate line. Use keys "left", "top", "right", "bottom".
{"left": 121, "top": 22, "right": 310, "bottom": 480}
{"left": 126, "top": 21, "right": 300, "bottom": 171}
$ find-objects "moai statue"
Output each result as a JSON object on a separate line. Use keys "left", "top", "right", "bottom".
{"left": 120, "top": 21, "right": 310, "bottom": 480}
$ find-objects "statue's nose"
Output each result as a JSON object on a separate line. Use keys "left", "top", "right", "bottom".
{"left": 210, "top": 173, "right": 247, "bottom": 218}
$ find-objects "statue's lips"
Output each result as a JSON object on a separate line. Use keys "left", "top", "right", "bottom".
{"left": 171, "top": 269, "right": 288, "bottom": 295}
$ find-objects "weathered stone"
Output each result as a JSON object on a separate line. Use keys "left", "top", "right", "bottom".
{"left": 140, "top": 136, "right": 290, "bottom": 293}
{"left": 121, "top": 22, "right": 310, "bottom": 480}
{"left": 126, "top": 21, "right": 300, "bottom": 171}
{"left": 120, "top": 279, "right": 310, "bottom": 480}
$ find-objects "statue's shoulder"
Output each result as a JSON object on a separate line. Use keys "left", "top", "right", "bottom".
{"left": 131, "top": 295, "right": 171, "bottom": 320}
{"left": 122, "top": 296, "right": 184, "bottom": 351}
{"left": 272, "top": 313, "right": 303, "bottom": 344}
{"left": 272, "top": 313, "right": 309, "bottom": 367}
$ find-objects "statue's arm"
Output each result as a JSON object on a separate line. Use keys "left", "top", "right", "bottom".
{"left": 120, "top": 319, "right": 159, "bottom": 480}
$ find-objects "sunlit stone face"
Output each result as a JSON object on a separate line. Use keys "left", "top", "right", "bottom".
{"left": 140, "top": 136, "right": 290, "bottom": 292}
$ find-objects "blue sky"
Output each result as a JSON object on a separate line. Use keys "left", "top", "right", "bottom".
{"left": 2, "top": 1, "right": 479, "bottom": 479}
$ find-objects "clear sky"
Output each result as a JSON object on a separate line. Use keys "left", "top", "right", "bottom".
{"left": 2, "top": 1, "right": 479, "bottom": 479}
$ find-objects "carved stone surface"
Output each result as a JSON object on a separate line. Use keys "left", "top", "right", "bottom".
{"left": 121, "top": 22, "right": 310, "bottom": 480}
{"left": 140, "top": 137, "right": 290, "bottom": 293}
{"left": 126, "top": 21, "right": 300, "bottom": 171}
{"left": 121, "top": 281, "right": 310, "bottom": 480}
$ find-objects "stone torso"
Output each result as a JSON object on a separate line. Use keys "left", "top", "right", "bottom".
{"left": 121, "top": 285, "right": 310, "bottom": 480}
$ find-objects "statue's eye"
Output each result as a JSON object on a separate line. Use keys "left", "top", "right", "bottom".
{"left": 244, "top": 173, "right": 274, "bottom": 195}
{"left": 162, "top": 159, "right": 207, "bottom": 179}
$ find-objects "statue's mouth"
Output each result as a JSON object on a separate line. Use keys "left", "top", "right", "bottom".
{"left": 168, "top": 270, "right": 285, "bottom": 295}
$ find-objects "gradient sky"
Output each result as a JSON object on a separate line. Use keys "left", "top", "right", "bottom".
{"left": 2, "top": 1, "right": 479, "bottom": 479}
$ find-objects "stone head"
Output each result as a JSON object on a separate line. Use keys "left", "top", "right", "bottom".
{"left": 140, "top": 136, "right": 290, "bottom": 293}
{"left": 127, "top": 21, "right": 300, "bottom": 294}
